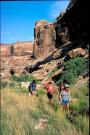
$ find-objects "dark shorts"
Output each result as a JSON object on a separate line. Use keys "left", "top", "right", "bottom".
{"left": 47, "top": 92, "right": 53, "bottom": 100}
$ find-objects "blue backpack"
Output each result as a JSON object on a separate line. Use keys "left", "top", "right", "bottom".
{"left": 28, "top": 82, "right": 36, "bottom": 91}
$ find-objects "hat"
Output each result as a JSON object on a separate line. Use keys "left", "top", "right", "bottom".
{"left": 65, "top": 84, "right": 69, "bottom": 88}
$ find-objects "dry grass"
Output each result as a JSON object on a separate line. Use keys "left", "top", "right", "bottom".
{"left": 1, "top": 88, "right": 87, "bottom": 135}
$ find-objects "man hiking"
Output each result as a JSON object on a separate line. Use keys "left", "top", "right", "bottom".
{"left": 28, "top": 80, "right": 38, "bottom": 97}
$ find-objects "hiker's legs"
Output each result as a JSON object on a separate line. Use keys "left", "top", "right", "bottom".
{"left": 47, "top": 92, "right": 53, "bottom": 105}
{"left": 49, "top": 99, "right": 52, "bottom": 105}
{"left": 67, "top": 104, "right": 70, "bottom": 115}
{"left": 63, "top": 105, "right": 66, "bottom": 111}
{"left": 29, "top": 90, "right": 33, "bottom": 96}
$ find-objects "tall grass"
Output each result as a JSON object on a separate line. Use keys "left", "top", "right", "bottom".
{"left": 1, "top": 88, "right": 84, "bottom": 135}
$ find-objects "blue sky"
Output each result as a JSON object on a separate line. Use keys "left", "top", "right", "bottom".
{"left": 1, "top": 1, "right": 69, "bottom": 44}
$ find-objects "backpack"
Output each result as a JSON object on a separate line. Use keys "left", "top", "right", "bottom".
{"left": 28, "top": 82, "right": 36, "bottom": 91}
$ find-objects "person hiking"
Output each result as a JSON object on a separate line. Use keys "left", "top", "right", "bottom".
{"left": 59, "top": 84, "right": 71, "bottom": 114}
{"left": 59, "top": 82, "right": 65, "bottom": 93}
{"left": 44, "top": 80, "right": 55, "bottom": 105}
{"left": 28, "top": 80, "right": 38, "bottom": 97}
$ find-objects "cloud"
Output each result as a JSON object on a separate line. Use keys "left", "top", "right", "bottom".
{"left": 50, "top": 1, "right": 69, "bottom": 19}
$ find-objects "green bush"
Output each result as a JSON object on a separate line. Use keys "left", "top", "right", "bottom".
{"left": 37, "top": 89, "right": 45, "bottom": 95}
{"left": 54, "top": 57, "right": 89, "bottom": 85}
{"left": 75, "top": 115, "right": 89, "bottom": 135}
{"left": 0, "top": 81, "right": 8, "bottom": 89}
{"left": 70, "top": 96, "right": 89, "bottom": 114}
{"left": 11, "top": 74, "right": 40, "bottom": 83}
{"left": 78, "top": 96, "right": 89, "bottom": 114}
{"left": 9, "top": 82, "right": 16, "bottom": 88}
{"left": 48, "top": 67, "right": 58, "bottom": 78}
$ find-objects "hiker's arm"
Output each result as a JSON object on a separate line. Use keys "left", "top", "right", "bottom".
{"left": 69, "top": 93, "right": 72, "bottom": 102}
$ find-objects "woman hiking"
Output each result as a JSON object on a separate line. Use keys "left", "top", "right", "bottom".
{"left": 44, "top": 80, "right": 55, "bottom": 105}
{"left": 59, "top": 84, "right": 71, "bottom": 114}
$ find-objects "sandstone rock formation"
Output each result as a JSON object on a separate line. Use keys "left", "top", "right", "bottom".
{"left": 1, "top": 41, "right": 33, "bottom": 81}
{"left": 1, "top": 41, "right": 33, "bottom": 57}
{"left": 33, "top": 20, "right": 56, "bottom": 58}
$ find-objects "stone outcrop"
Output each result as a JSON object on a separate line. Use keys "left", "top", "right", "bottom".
{"left": 33, "top": 20, "right": 56, "bottom": 58}
{"left": 25, "top": 0, "right": 89, "bottom": 78}
{"left": 55, "top": 0, "right": 89, "bottom": 49}
{"left": 0, "top": 41, "right": 33, "bottom": 57}
{"left": 1, "top": 0, "right": 89, "bottom": 82}
{"left": 14, "top": 41, "right": 33, "bottom": 56}
{"left": 0, "top": 45, "right": 11, "bottom": 57}
{"left": 1, "top": 41, "right": 33, "bottom": 81}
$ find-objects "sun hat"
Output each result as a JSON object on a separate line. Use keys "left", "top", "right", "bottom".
{"left": 65, "top": 84, "right": 69, "bottom": 88}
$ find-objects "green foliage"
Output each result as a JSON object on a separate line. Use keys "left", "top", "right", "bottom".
{"left": 1, "top": 87, "right": 89, "bottom": 135}
{"left": 54, "top": 57, "right": 89, "bottom": 85}
{"left": 9, "top": 82, "right": 16, "bottom": 88}
{"left": 78, "top": 96, "right": 89, "bottom": 113}
{"left": 0, "top": 81, "right": 8, "bottom": 89}
{"left": 75, "top": 115, "right": 89, "bottom": 135}
{"left": 70, "top": 83, "right": 89, "bottom": 114}
{"left": 48, "top": 67, "right": 58, "bottom": 78}
{"left": 70, "top": 97, "right": 89, "bottom": 114}
{"left": 11, "top": 74, "right": 40, "bottom": 84}
{"left": 37, "top": 89, "right": 45, "bottom": 95}
{"left": 79, "top": 83, "right": 89, "bottom": 96}
{"left": 53, "top": 98, "right": 59, "bottom": 112}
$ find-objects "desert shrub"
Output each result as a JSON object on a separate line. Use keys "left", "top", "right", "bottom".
{"left": 11, "top": 74, "right": 39, "bottom": 83}
{"left": 71, "top": 83, "right": 89, "bottom": 98}
{"left": 79, "top": 83, "right": 89, "bottom": 96}
{"left": 71, "top": 82, "right": 89, "bottom": 114}
{"left": 54, "top": 57, "right": 89, "bottom": 85}
{"left": 37, "top": 89, "right": 45, "bottom": 95}
{"left": 75, "top": 115, "right": 89, "bottom": 135}
{"left": 9, "top": 82, "right": 16, "bottom": 88}
{"left": 70, "top": 96, "right": 89, "bottom": 114}
{"left": 0, "top": 81, "right": 8, "bottom": 89}
{"left": 78, "top": 96, "right": 89, "bottom": 114}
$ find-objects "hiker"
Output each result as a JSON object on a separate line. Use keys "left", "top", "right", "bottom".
{"left": 44, "top": 80, "right": 55, "bottom": 105}
{"left": 28, "top": 80, "right": 38, "bottom": 97}
{"left": 59, "top": 84, "right": 71, "bottom": 114}
{"left": 59, "top": 82, "right": 65, "bottom": 93}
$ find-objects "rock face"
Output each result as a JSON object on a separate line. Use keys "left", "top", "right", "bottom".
{"left": 33, "top": 20, "right": 56, "bottom": 58}
{"left": 1, "top": 41, "right": 33, "bottom": 81}
{"left": 14, "top": 41, "right": 33, "bottom": 56}
{"left": 55, "top": 0, "right": 89, "bottom": 48}
{"left": 1, "top": 44, "right": 11, "bottom": 57}
{"left": 1, "top": 41, "right": 33, "bottom": 57}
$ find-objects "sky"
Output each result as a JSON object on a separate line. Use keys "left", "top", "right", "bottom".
{"left": 1, "top": 0, "right": 69, "bottom": 44}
